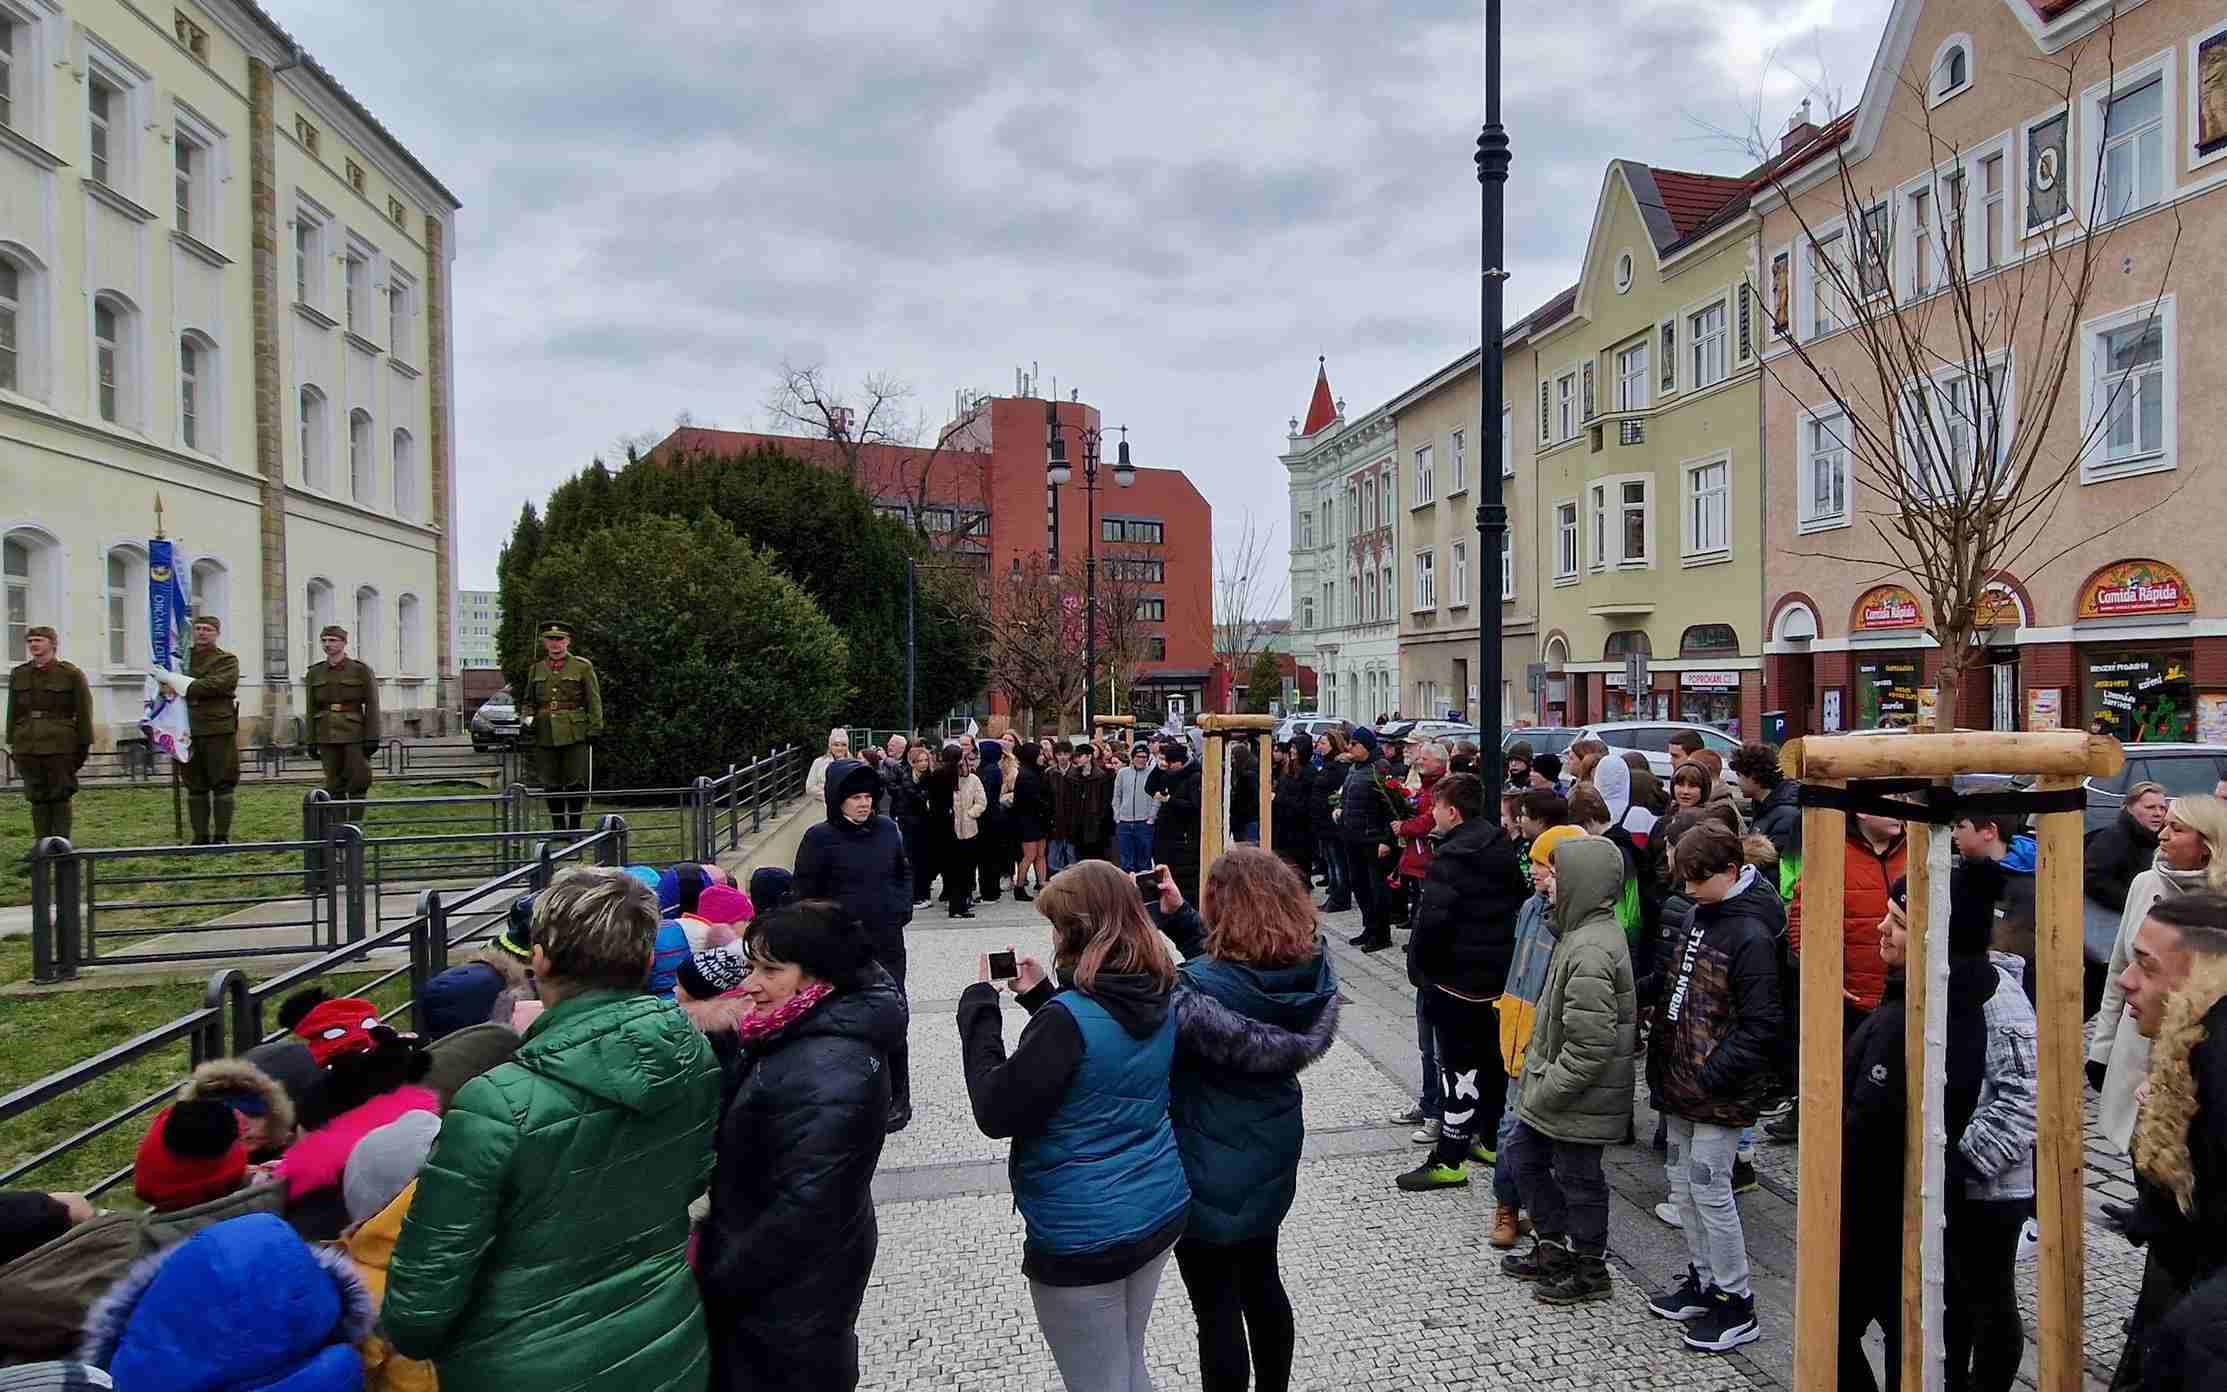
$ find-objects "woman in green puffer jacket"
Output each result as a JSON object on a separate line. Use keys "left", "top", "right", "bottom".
{"left": 385, "top": 866, "right": 723, "bottom": 1391}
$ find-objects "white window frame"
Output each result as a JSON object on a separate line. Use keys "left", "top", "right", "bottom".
{"left": 1448, "top": 429, "right": 1466, "bottom": 494}
{"left": 349, "top": 408, "right": 375, "bottom": 505}
{"left": 2188, "top": 19, "right": 2227, "bottom": 174}
{"left": 1857, "top": 201, "right": 1892, "bottom": 302}
{"left": 1413, "top": 548, "right": 1436, "bottom": 612}
{"left": 343, "top": 241, "right": 371, "bottom": 337}
{"left": 1450, "top": 540, "right": 1469, "bottom": 607}
{"left": 293, "top": 197, "right": 332, "bottom": 311}
{"left": 1413, "top": 443, "right": 1434, "bottom": 505}
{"left": 1797, "top": 404, "right": 1853, "bottom": 533}
{"left": 86, "top": 67, "right": 120, "bottom": 188}
{"left": 1500, "top": 530, "right": 1515, "bottom": 601}
{"left": 392, "top": 427, "right": 418, "bottom": 520}
{"left": 298, "top": 384, "right": 330, "bottom": 491}
{"left": 0, "top": 8, "right": 59, "bottom": 149}
{"left": 1555, "top": 370, "right": 1576, "bottom": 440}
{"left": 1588, "top": 472, "right": 1653, "bottom": 568}
{"left": 354, "top": 585, "right": 382, "bottom": 668}
{"left": 103, "top": 541, "right": 147, "bottom": 671}
{"left": 2082, "top": 53, "right": 2175, "bottom": 228}
{"left": 1903, "top": 178, "right": 1938, "bottom": 300}
{"left": 1682, "top": 451, "right": 1732, "bottom": 561}
{"left": 1300, "top": 594, "right": 1315, "bottom": 630}
{"left": 386, "top": 266, "right": 414, "bottom": 362}
{"left": 187, "top": 555, "right": 229, "bottom": 635}
{"left": 0, "top": 246, "right": 31, "bottom": 398}
{"left": 169, "top": 104, "right": 225, "bottom": 248}
{"left": 1553, "top": 500, "right": 1579, "bottom": 582}
{"left": 1500, "top": 410, "right": 1513, "bottom": 477}
{"left": 1688, "top": 298, "right": 1729, "bottom": 391}
{"left": 1803, "top": 220, "right": 1850, "bottom": 339}
{"left": 2021, "top": 103, "right": 2074, "bottom": 240}
{"left": 2080, "top": 294, "right": 2176, "bottom": 484}
{"left": 178, "top": 329, "right": 218, "bottom": 455}
{"left": 303, "top": 577, "right": 334, "bottom": 666}
{"left": 1362, "top": 569, "right": 1376, "bottom": 623}
{"left": 1928, "top": 34, "right": 1974, "bottom": 108}
{"left": 1360, "top": 477, "right": 1374, "bottom": 531}
{"left": 1380, "top": 561, "right": 1393, "bottom": 621}
{"left": 90, "top": 291, "right": 139, "bottom": 429}
{"left": 2, "top": 525, "right": 62, "bottom": 664}
{"left": 1298, "top": 510, "right": 1314, "bottom": 549}
{"left": 1898, "top": 353, "right": 2017, "bottom": 502}
{"left": 1615, "top": 338, "right": 1649, "bottom": 411}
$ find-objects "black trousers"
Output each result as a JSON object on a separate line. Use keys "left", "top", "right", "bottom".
{"left": 944, "top": 835, "right": 976, "bottom": 909}
{"left": 901, "top": 821, "right": 933, "bottom": 900}
{"left": 1173, "top": 1232, "right": 1293, "bottom": 1392}
{"left": 876, "top": 935, "right": 911, "bottom": 1113}
{"left": 1422, "top": 987, "right": 1504, "bottom": 1151}
{"left": 1837, "top": 1243, "right": 1902, "bottom": 1392}
{"left": 1945, "top": 1197, "right": 2025, "bottom": 1392}
{"left": 1503, "top": 1121, "right": 1609, "bottom": 1257}
{"left": 1342, "top": 839, "right": 1387, "bottom": 938}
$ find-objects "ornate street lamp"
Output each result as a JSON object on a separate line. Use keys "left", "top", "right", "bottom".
{"left": 1475, "top": 0, "right": 1511, "bottom": 763}
{"left": 1047, "top": 400, "right": 1134, "bottom": 728}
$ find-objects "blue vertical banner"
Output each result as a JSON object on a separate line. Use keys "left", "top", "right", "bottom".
{"left": 142, "top": 539, "right": 194, "bottom": 763}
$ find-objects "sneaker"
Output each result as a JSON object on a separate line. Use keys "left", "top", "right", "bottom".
{"left": 1764, "top": 1110, "right": 1799, "bottom": 1143}
{"left": 1468, "top": 1140, "right": 1497, "bottom": 1166}
{"left": 1682, "top": 1289, "right": 1762, "bottom": 1352}
{"left": 2015, "top": 1218, "right": 2040, "bottom": 1265}
{"left": 1731, "top": 1158, "right": 1759, "bottom": 1194}
{"left": 1646, "top": 1264, "right": 1713, "bottom": 1322}
{"left": 1409, "top": 1119, "right": 1443, "bottom": 1145}
{"left": 1500, "top": 1237, "right": 1570, "bottom": 1282}
{"left": 1394, "top": 1158, "right": 1469, "bottom": 1192}
{"left": 1653, "top": 1201, "right": 1684, "bottom": 1229}
{"left": 1535, "top": 1254, "right": 1614, "bottom": 1305}
{"left": 1488, "top": 1204, "right": 1532, "bottom": 1250}
{"left": 1322, "top": 898, "right": 1352, "bottom": 914}
{"left": 1012, "top": 888, "right": 1033, "bottom": 903}
{"left": 1760, "top": 1094, "right": 1796, "bottom": 1122}
{"left": 1389, "top": 1104, "right": 1427, "bottom": 1126}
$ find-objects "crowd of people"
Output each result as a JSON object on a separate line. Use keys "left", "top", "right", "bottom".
{"left": 3, "top": 718, "right": 2226, "bottom": 1391}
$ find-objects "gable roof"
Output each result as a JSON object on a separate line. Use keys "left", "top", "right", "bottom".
{"left": 1301, "top": 357, "right": 1339, "bottom": 436}
{"left": 1646, "top": 168, "right": 1754, "bottom": 244}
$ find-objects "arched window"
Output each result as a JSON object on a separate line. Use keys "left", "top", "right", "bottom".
{"left": 4, "top": 527, "right": 65, "bottom": 661}
{"left": 1543, "top": 635, "right": 1569, "bottom": 671}
{"left": 1603, "top": 629, "right": 1652, "bottom": 660}
{"left": 299, "top": 386, "right": 329, "bottom": 490}
{"left": 349, "top": 409, "right": 374, "bottom": 505}
{"left": 391, "top": 428, "right": 418, "bottom": 520}
{"left": 1679, "top": 623, "right": 1740, "bottom": 656}
{"left": 354, "top": 584, "right": 381, "bottom": 666}
{"left": 93, "top": 293, "right": 138, "bottom": 426}
{"left": 304, "top": 576, "right": 334, "bottom": 664}
{"left": 397, "top": 592, "right": 422, "bottom": 674}
{"left": 178, "top": 332, "right": 219, "bottom": 454}
{"left": 104, "top": 542, "right": 148, "bottom": 669}
{"left": 1932, "top": 37, "right": 1972, "bottom": 102}
{"left": 188, "top": 556, "right": 229, "bottom": 634}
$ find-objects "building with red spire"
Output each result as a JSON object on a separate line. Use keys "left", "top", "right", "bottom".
{"left": 1280, "top": 358, "right": 1402, "bottom": 719}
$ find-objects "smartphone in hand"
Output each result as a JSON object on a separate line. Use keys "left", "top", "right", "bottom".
{"left": 1134, "top": 870, "right": 1160, "bottom": 903}
{"left": 988, "top": 950, "right": 1018, "bottom": 979}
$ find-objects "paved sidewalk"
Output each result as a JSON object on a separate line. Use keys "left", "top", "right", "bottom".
{"left": 863, "top": 880, "right": 2131, "bottom": 1391}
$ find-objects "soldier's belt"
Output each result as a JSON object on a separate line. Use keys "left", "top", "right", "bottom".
{"left": 544, "top": 703, "right": 579, "bottom": 712}
{"left": 327, "top": 702, "right": 364, "bottom": 713}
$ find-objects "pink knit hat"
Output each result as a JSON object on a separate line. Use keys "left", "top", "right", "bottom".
{"left": 695, "top": 884, "right": 754, "bottom": 925}
{"left": 703, "top": 864, "right": 731, "bottom": 887}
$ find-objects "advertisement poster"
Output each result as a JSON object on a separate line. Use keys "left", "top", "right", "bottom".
{"left": 1823, "top": 688, "right": 1843, "bottom": 734}
{"left": 2084, "top": 652, "right": 2194, "bottom": 743}
{"left": 2198, "top": 694, "right": 2227, "bottom": 748}
{"left": 2077, "top": 559, "right": 2196, "bottom": 621}
{"left": 1856, "top": 656, "right": 1923, "bottom": 728}
{"left": 2026, "top": 687, "right": 2063, "bottom": 732}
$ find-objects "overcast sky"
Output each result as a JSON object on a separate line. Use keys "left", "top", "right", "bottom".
{"left": 277, "top": 0, "right": 1897, "bottom": 599}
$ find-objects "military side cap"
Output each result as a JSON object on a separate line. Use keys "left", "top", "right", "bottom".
{"left": 191, "top": 614, "right": 221, "bottom": 632}
{"left": 26, "top": 624, "right": 56, "bottom": 642}
{"left": 321, "top": 624, "right": 349, "bottom": 640}
{"left": 540, "top": 621, "right": 574, "bottom": 639}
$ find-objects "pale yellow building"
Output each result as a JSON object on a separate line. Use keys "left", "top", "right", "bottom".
{"left": 1, "top": 0, "right": 459, "bottom": 744}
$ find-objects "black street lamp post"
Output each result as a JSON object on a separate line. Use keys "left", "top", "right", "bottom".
{"left": 1475, "top": 0, "right": 1511, "bottom": 767}
{"left": 1047, "top": 402, "right": 1135, "bottom": 730}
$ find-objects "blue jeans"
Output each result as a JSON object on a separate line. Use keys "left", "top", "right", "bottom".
{"left": 1494, "top": 1076, "right": 1524, "bottom": 1206}
{"left": 1116, "top": 821, "right": 1154, "bottom": 872}
{"left": 1416, "top": 992, "right": 1442, "bottom": 1118}
{"left": 1048, "top": 839, "right": 1077, "bottom": 873}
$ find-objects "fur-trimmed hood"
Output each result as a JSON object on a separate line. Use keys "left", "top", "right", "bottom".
{"left": 81, "top": 1212, "right": 373, "bottom": 1388}
{"left": 678, "top": 991, "right": 755, "bottom": 1036}
{"left": 177, "top": 1057, "right": 296, "bottom": 1144}
{"left": 2135, "top": 957, "right": 2227, "bottom": 1214}
{"left": 1175, "top": 986, "right": 1338, "bottom": 1075}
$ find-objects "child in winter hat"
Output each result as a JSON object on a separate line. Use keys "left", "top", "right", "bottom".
{"left": 132, "top": 1100, "right": 249, "bottom": 1212}
{"left": 675, "top": 946, "right": 747, "bottom": 1003}
{"left": 342, "top": 1112, "right": 442, "bottom": 1228}
{"left": 747, "top": 866, "right": 792, "bottom": 915}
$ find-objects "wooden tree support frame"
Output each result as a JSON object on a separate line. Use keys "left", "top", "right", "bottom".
{"left": 1780, "top": 732, "right": 2120, "bottom": 1392}
{"left": 1198, "top": 714, "right": 1279, "bottom": 875}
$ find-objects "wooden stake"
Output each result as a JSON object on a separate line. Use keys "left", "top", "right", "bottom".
{"left": 1257, "top": 734, "right": 1275, "bottom": 856}
{"left": 1786, "top": 731, "right": 2120, "bottom": 781}
{"left": 2033, "top": 785, "right": 2086, "bottom": 1392}
{"left": 1200, "top": 733, "right": 1226, "bottom": 882}
{"left": 1795, "top": 786, "right": 1847, "bottom": 1392}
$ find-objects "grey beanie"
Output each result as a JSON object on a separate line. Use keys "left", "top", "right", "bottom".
{"left": 342, "top": 1110, "right": 442, "bottom": 1224}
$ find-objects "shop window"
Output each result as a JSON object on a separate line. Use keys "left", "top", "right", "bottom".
{"left": 2085, "top": 651, "right": 2193, "bottom": 743}
{"left": 1856, "top": 653, "right": 1924, "bottom": 729}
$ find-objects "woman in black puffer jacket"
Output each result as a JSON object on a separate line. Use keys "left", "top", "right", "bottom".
{"left": 697, "top": 902, "right": 909, "bottom": 1392}
{"left": 1310, "top": 732, "right": 1350, "bottom": 911}
{"left": 1272, "top": 739, "right": 1314, "bottom": 884}
{"left": 1336, "top": 727, "right": 1396, "bottom": 950}
{"left": 2084, "top": 781, "right": 2167, "bottom": 916}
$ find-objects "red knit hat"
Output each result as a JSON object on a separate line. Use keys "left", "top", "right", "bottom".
{"left": 293, "top": 996, "right": 383, "bottom": 1065}
{"left": 133, "top": 1101, "right": 247, "bottom": 1211}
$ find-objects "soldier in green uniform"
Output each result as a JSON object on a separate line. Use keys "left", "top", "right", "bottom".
{"left": 523, "top": 621, "right": 602, "bottom": 830}
{"left": 6, "top": 625, "right": 95, "bottom": 845}
{"left": 304, "top": 624, "right": 381, "bottom": 810}
{"left": 155, "top": 615, "right": 241, "bottom": 843}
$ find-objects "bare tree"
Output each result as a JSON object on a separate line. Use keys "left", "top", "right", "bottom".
{"left": 765, "top": 362, "right": 991, "bottom": 550}
{"left": 1751, "top": 14, "right": 2182, "bottom": 731}
{"left": 1213, "top": 512, "right": 1288, "bottom": 714}
{"left": 1092, "top": 544, "right": 1165, "bottom": 723}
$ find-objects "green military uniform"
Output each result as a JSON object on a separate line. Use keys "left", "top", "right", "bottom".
{"left": 524, "top": 622, "right": 602, "bottom": 831}
{"left": 6, "top": 628, "right": 95, "bottom": 845}
{"left": 305, "top": 625, "right": 381, "bottom": 808}
{"left": 181, "top": 617, "right": 241, "bottom": 844}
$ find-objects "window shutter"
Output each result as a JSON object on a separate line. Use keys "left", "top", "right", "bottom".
{"left": 1660, "top": 320, "right": 1676, "bottom": 392}
{"left": 1581, "top": 362, "right": 1596, "bottom": 421}
{"left": 1736, "top": 285, "right": 1754, "bottom": 365}
{"left": 1540, "top": 380, "right": 1551, "bottom": 444}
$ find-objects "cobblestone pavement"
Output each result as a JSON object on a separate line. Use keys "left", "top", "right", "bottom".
{"left": 863, "top": 882, "right": 2126, "bottom": 1391}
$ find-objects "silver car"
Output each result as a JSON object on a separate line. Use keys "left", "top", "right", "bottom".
{"left": 469, "top": 689, "right": 523, "bottom": 751}
{"left": 1573, "top": 720, "right": 1742, "bottom": 782}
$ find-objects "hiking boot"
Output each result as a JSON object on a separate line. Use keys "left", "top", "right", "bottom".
{"left": 1488, "top": 1204, "right": 1532, "bottom": 1249}
{"left": 1682, "top": 1289, "right": 1762, "bottom": 1352}
{"left": 1394, "top": 1157, "right": 1468, "bottom": 1192}
{"left": 1409, "top": 1118, "right": 1442, "bottom": 1145}
{"left": 1535, "top": 1253, "right": 1614, "bottom": 1305}
{"left": 1731, "top": 1157, "right": 1759, "bottom": 1194}
{"left": 1646, "top": 1264, "right": 1713, "bottom": 1322}
{"left": 1500, "top": 1237, "right": 1570, "bottom": 1282}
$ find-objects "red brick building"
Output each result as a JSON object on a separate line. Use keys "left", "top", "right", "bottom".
{"left": 650, "top": 392, "right": 1212, "bottom": 724}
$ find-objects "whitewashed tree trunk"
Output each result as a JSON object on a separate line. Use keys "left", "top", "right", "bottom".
{"left": 1919, "top": 828, "right": 1953, "bottom": 1392}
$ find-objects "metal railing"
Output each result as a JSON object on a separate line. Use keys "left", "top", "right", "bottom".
{"left": 21, "top": 745, "right": 813, "bottom": 981}
{"left": 0, "top": 819, "right": 631, "bottom": 1198}
{"left": 1, "top": 738, "right": 518, "bottom": 793}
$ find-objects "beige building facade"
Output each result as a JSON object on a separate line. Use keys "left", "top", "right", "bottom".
{"left": 1, "top": 0, "right": 460, "bottom": 745}
{"left": 1757, "top": 0, "right": 2227, "bottom": 739}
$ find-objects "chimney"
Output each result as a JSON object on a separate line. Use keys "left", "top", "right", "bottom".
{"left": 1780, "top": 98, "right": 1819, "bottom": 158}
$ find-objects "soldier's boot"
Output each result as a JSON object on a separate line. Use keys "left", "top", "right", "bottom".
{"left": 212, "top": 793, "right": 237, "bottom": 844}
{"left": 48, "top": 800, "right": 73, "bottom": 846}
{"left": 188, "top": 794, "right": 213, "bottom": 845}
{"left": 27, "top": 801, "right": 53, "bottom": 849}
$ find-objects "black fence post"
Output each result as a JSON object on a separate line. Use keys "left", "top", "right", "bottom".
{"left": 28, "top": 837, "right": 56, "bottom": 985}
{"left": 204, "top": 968, "right": 250, "bottom": 1055}
{"left": 689, "top": 776, "right": 712, "bottom": 861}
{"left": 533, "top": 838, "right": 558, "bottom": 889}
{"left": 593, "top": 814, "right": 628, "bottom": 867}
{"left": 409, "top": 897, "right": 438, "bottom": 1031}
{"left": 418, "top": 887, "right": 451, "bottom": 969}
{"left": 329, "top": 821, "right": 367, "bottom": 947}
{"left": 55, "top": 844, "right": 82, "bottom": 981}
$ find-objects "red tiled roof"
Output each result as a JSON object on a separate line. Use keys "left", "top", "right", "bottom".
{"left": 1525, "top": 285, "right": 1579, "bottom": 333}
{"left": 1647, "top": 169, "right": 1753, "bottom": 239}
{"left": 1301, "top": 358, "right": 1338, "bottom": 435}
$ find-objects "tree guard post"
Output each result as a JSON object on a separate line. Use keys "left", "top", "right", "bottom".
{"left": 1199, "top": 714, "right": 1277, "bottom": 879}
{"left": 1783, "top": 733, "right": 2119, "bottom": 1392}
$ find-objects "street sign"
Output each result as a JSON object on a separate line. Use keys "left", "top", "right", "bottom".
{"left": 1623, "top": 651, "right": 1650, "bottom": 695}
{"left": 1525, "top": 662, "right": 1547, "bottom": 697}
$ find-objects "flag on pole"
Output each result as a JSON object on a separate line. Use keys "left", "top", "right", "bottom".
{"left": 142, "top": 538, "right": 192, "bottom": 764}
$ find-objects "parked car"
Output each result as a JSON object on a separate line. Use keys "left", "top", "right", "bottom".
{"left": 1572, "top": 720, "right": 1742, "bottom": 782}
{"left": 1274, "top": 715, "right": 1352, "bottom": 747}
{"left": 1502, "top": 726, "right": 1580, "bottom": 759}
{"left": 2080, "top": 743, "right": 2227, "bottom": 838}
{"left": 469, "top": 688, "right": 522, "bottom": 752}
{"left": 1379, "top": 719, "right": 1480, "bottom": 748}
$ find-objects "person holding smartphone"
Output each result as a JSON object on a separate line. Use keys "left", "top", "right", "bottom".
{"left": 957, "top": 861, "right": 1188, "bottom": 1392}
{"left": 1145, "top": 850, "right": 1336, "bottom": 1392}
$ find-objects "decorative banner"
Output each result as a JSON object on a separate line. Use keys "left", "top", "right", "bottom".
{"left": 1854, "top": 584, "right": 1923, "bottom": 630}
{"left": 2078, "top": 559, "right": 2196, "bottom": 621}
{"left": 2026, "top": 687, "right": 2063, "bottom": 732}
{"left": 142, "top": 537, "right": 194, "bottom": 765}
